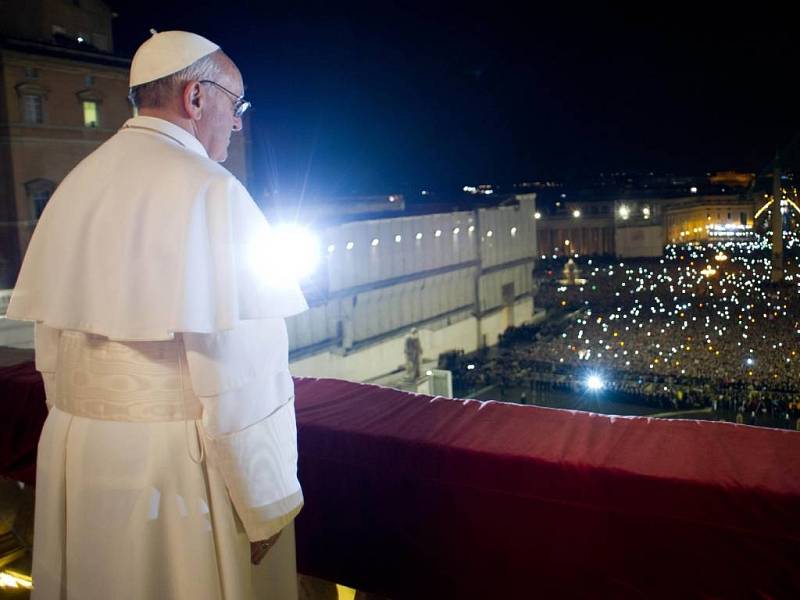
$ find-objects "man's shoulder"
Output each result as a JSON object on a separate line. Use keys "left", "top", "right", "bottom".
{"left": 93, "top": 127, "right": 230, "bottom": 179}
{"left": 58, "top": 132, "right": 248, "bottom": 213}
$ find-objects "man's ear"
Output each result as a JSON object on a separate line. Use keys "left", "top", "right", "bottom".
{"left": 182, "top": 81, "right": 203, "bottom": 120}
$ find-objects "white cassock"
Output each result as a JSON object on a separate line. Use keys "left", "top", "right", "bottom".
{"left": 7, "top": 116, "right": 309, "bottom": 600}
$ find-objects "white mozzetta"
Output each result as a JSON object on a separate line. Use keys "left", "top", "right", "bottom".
{"left": 8, "top": 116, "right": 308, "bottom": 339}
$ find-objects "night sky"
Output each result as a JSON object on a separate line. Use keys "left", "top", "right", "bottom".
{"left": 110, "top": 2, "right": 800, "bottom": 198}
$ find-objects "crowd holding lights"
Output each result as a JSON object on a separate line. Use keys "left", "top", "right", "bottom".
{"left": 546, "top": 234, "right": 799, "bottom": 401}
{"left": 446, "top": 228, "right": 800, "bottom": 427}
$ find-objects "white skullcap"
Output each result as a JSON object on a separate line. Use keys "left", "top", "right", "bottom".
{"left": 129, "top": 30, "right": 220, "bottom": 87}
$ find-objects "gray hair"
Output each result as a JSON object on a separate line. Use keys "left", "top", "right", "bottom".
{"left": 128, "top": 49, "right": 224, "bottom": 110}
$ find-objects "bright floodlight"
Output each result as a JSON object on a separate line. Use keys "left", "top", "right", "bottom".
{"left": 618, "top": 205, "right": 630, "bottom": 220}
{"left": 586, "top": 374, "right": 604, "bottom": 391}
{"left": 572, "top": 209, "right": 581, "bottom": 218}
{"left": 252, "top": 224, "right": 320, "bottom": 287}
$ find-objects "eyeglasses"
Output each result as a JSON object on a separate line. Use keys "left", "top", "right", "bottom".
{"left": 198, "top": 80, "right": 251, "bottom": 118}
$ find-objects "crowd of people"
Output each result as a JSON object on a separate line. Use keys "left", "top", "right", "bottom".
{"left": 444, "top": 234, "right": 800, "bottom": 430}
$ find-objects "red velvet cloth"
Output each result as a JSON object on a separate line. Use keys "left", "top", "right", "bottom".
{"left": 0, "top": 361, "right": 47, "bottom": 484}
{"left": 2, "top": 363, "right": 799, "bottom": 597}
{"left": 293, "top": 377, "right": 800, "bottom": 599}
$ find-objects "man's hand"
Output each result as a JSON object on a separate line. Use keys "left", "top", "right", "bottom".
{"left": 250, "top": 531, "right": 282, "bottom": 565}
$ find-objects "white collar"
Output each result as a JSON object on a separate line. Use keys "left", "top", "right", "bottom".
{"left": 120, "top": 116, "right": 209, "bottom": 159}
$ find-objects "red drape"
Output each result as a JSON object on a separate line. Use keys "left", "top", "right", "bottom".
{"left": 2, "top": 363, "right": 799, "bottom": 598}
{"left": 292, "top": 377, "right": 800, "bottom": 599}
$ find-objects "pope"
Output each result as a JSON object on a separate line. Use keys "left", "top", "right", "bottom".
{"left": 7, "top": 30, "right": 308, "bottom": 599}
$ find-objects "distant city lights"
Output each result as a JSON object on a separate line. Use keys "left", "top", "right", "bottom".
{"left": 700, "top": 265, "right": 717, "bottom": 277}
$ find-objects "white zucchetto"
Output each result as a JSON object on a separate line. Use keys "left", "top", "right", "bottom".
{"left": 129, "top": 30, "right": 220, "bottom": 88}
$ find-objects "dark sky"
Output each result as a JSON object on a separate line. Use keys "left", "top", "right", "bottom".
{"left": 110, "top": 2, "right": 800, "bottom": 197}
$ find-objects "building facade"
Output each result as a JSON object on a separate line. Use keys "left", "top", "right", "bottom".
{"left": 663, "top": 195, "right": 755, "bottom": 243}
{"left": 536, "top": 199, "right": 616, "bottom": 257}
{"left": 536, "top": 193, "right": 758, "bottom": 259}
{"left": 287, "top": 194, "right": 540, "bottom": 382}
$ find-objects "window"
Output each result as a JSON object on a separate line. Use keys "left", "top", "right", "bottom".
{"left": 83, "top": 101, "right": 99, "bottom": 127}
{"left": 502, "top": 282, "right": 516, "bottom": 305}
{"left": 26, "top": 179, "right": 56, "bottom": 219}
{"left": 93, "top": 34, "right": 109, "bottom": 51}
{"left": 24, "top": 66, "right": 39, "bottom": 79}
{"left": 22, "top": 94, "right": 43, "bottom": 124}
{"left": 84, "top": 74, "right": 94, "bottom": 87}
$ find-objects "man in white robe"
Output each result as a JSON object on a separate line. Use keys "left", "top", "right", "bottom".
{"left": 7, "top": 30, "right": 308, "bottom": 599}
